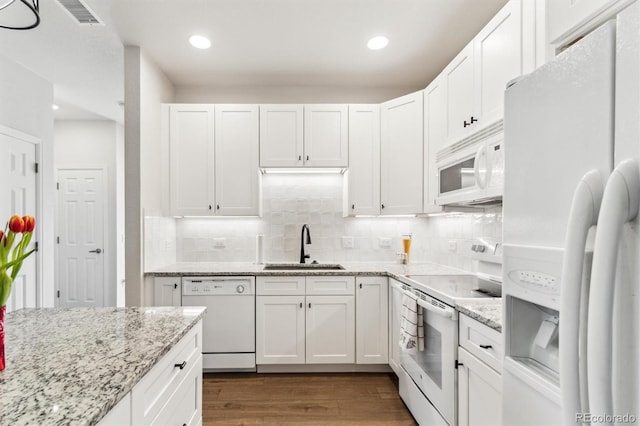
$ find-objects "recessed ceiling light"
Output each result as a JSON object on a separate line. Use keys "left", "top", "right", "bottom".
{"left": 52, "top": 104, "right": 59, "bottom": 110}
{"left": 367, "top": 36, "right": 389, "bottom": 50}
{"left": 189, "top": 35, "right": 211, "bottom": 50}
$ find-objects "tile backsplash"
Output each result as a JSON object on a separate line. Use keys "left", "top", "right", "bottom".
{"left": 145, "top": 174, "right": 502, "bottom": 273}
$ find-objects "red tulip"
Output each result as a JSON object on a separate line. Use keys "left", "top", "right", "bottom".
{"left": 22, "top": 216, "right": 35, "bottom": 233}
{"left": 8, "top": 216, "right": 24, "bottom": 233}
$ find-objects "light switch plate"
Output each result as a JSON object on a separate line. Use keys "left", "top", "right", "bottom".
{"left": 342, "top": 236, "right": 354, "bottom": 249}
{"left": 214, "top": 238, "right": 226, "bottom": 248}
{"left": 448, "top": 240, "right": 457, "bottom": 252}
{"left": 379, "top": 238, "right": 392, "bottom": 248}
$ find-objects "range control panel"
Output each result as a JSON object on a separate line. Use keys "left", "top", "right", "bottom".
{"left": 182, "top": 279, "right": 255, "bottom": 296}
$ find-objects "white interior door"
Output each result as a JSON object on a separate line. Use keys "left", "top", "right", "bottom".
{"left": 0, "top": 132, "right": 37, "bottom": 312}
{"left": 57, "top": 169, "right": 106, "bottom": 308}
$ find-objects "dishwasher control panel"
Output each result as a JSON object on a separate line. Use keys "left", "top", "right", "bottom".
{"left": 182, "top": 277, "right": 255, "bottom": 295}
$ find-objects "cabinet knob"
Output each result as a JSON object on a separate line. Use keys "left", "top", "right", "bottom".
{"left": 174, "top": 283, "right": 178, "bottom": 289}
{"left": 174, "top": 361, "right": 187, "bottom": 370}
{"left": 463, "top": 120, "right": 471, "bottom": 128}
{"left": 308, "top": 302, "right": 311, "bottom": 309}
{"left": 216, "top": 204, "right": 220, "bottom": 210}
{"left": 470, "top": 116, "right": 478, "bottom": 124}
{"left": 381, "top": 204, "right": 385, "bottom": 209}
{"left": 359, "top": 283, "right": 363, "bottom": 289}
{"left": 479, "top": 344, "right": 493, "bottom": 349}
{"left": 208, "top": 205, "right": 212, "bottom": 210}
{"left": 352, "top": 204, "right": 355, "bottom": 210}
{"left": 298, "top": 155, "right": 302, "bottom": 161}
{"left": 300, "top": 302, "right": 303, "bottom": 308}
{"left": 306, "top": 155, "right": 309, "bottom": 161}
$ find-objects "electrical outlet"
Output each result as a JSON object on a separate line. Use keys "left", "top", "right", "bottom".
{"left": 214, "top": 238, "right": 226, "bottom": 249}
{"left": 379, "top": 238, "right": 392, "bottom": 249}
{"left": 448, "top": 240, "right": 457, "bottom": 252}
{"left": 342, "top": 236, "right": 354, "bottom": 249}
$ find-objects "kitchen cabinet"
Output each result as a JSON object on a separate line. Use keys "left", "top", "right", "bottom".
{"left": 259, "top": 104, "right": 304, "bottom": 167}
{"left": 380, "top": 91, "right": 424, "bottom": 215}
{"left": 153, "top": 276, "right": 181, "bottom": 307}
{"left": 169, "top": 104, "right": 259, "bottom": 216}
{"left": 458, "top": 314, "right": 503, "bottom": 426}
{"left": 259, "top": 104, "right": 348, "bottom": 168}
{"left": 215, "top": 104, "right": 260, "bottom": 216}
{"left": 97, "top": 394, "right": 131, "bottom": 426}
{"left": 169, "top": 104, "right": 215, "bottom": 216}
{"left": 441, "top": 0, "right": 525, "bottom": 146}
{"left": 423, "top": 76, "right": 446, "bottom": 214}
{"left": 547, "top": 0, "right": 633, "bottom": 47}
{"left": 355, "top": 277, "right": 388, "bottom": 364}
{"left": 388, "top": 278, "right": 404, "bottom": 375}
{"left": 345, "top": 104, "right": 380, "bottom": 216}
{"left": 304, "top": 104, "right": 349, "bottom": 167}
{"left": 255, "top": 276, "right": 355, "bottom": 365}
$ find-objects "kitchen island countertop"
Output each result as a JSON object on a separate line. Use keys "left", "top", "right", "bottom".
{"left": 0, "top": 306, "right": 206, "bottom": 426}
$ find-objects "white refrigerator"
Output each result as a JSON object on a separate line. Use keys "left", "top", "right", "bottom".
{"left": 502, "top": 4, "right": 640, "bottom": 425}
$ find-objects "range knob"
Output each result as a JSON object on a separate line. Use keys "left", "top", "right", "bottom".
{"left": 236, "top": 285, "right": 245, "bottom": 294}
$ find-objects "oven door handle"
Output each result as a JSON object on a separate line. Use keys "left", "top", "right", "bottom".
{"left": 416, "top": 297, "right": 456, "bottom": 319}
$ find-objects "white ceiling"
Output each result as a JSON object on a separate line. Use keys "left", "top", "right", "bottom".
{"left": 0, "top": 0, "right": 508, "bottom": 122}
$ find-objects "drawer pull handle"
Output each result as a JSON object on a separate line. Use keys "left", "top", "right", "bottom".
{"left": 174, "top": 361, "right": 187, "bottom": 370}
{"left": 479, "top": 344, "right": 493, "bottom": 349}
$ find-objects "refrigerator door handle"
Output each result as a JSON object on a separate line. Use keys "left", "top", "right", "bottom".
{"left": 587, "top": 159, "right": 640, "bottom": 418}
{"left": 559, "top": 169, "right": 604, "bottom": 424}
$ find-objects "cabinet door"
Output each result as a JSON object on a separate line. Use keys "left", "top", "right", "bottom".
{"left": 444, "top": 42, "right": 475, "bottom": 145}
{"left": 215, "top": 105, "right": 260, "bottom": 216}
{"left": 153, "top": 277, "right": 181, "bottom": 307}
{"left": 346, "top": 104, "right": 380, "bottom": 216}
{"left": 304, "top": 104, "right": 349, "bottom": 167}
{"left": 458, "top": 347, "right": 502, "bottom": 426}
{"left": 423, "top": 76, "right": 446, "bottom": 214}
{"left": 473, "top": 0, "right": 523, "bottom": 129}
{"left": 169, "top": 105, "right": 215, "bottom": 216}
{"left": 259, "top": 105, "right": 304, "bottom": 167}
{"left": 355, "top": 277, "right": 388, "bottom": 364}
{"left": 256, "top": 295, "right": 306, "bottom": 364}
{"left": 547, "top": 0, "right": 630, "bottom": 45}
{"left": 388, "top": 279, "right": 404, "bottom": 375}
{"left": 306, "top": 295, "right": 355, "bottom": 364}
{"left": 380, "top": 91, "right": 424, "bottom": 215}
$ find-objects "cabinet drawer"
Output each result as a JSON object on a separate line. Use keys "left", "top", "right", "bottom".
{"left": 459, "top": 314, "right": 503, "bottom": 372}
{"left": 152, "top": 353, "right": 202, "bottom": 426}
{"left": 257, "top": 276, "right": 306, "bottom": 295}
{"left": 306, "top": 276, "right": 355, "bottom": 295}
{"left": 132, "top": 322, "right": 202, "bottom": 425}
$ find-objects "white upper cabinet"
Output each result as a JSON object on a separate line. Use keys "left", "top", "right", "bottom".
{"left": 215, "top": 105, "right": 260, "bottom": 216}
{"left": 380, "top": 91, "right": 424, "bottom": 215}
{"left": 424, "top": 76, "right": 446, "bottom": 214}
{"left": 442, "top": 0, "right": 524, "bottom": 147}
{"left": 169, "top": 104, "right": 215, "bottom": 216}
{"left": 345, "top": 104, "right": 380, "bottom": 216}
{"left": 304, "top": 105, "right": 349, "bottom": 167}
{"left": 169, "top": 104, "right": 259, "bottom": 216}
{"left": 259, "top": 105, "right": 304, "bottom": 167}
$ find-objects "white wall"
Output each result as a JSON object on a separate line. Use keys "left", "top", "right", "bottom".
{"left": 169, "top": 174, "right": 502, "bottom": 272}
{"left": 0, "top": 53, "right": 55, "bottom": 307}
{"left": 124, "top": 46, "right": 175, "bottom": 306}
{"left": 53, "top": 120, "right": 120, "bottom": 306}
{"left": 175, "top": 85, "right": 420, "bottom": 104}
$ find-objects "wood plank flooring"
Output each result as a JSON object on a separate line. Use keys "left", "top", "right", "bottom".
{"left": 203, "top": 372, "right": 418, "bottom": 425}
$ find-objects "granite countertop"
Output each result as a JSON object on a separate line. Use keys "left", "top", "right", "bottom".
{"left": 0, "top": 306, "right": 206, "bottom": 426}
{"left": 146, "top": 261, "right": 466, "bottom": 278}
{"left": 456, "top": 299, "right": 503, "bottom": 332}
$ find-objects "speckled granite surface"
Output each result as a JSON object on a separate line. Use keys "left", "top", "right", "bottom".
{"left": 146, "top": 261, "right": 466, "bottom": 278}
{"left": 456, "top": 299, "right": 503, "bottom": 332}
{"left": 0, "top": 306, "right": 206, "bottom": 426}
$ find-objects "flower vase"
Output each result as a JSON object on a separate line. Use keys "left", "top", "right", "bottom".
{"left": 0, "top": 305, "right": 5, "bottom": 371}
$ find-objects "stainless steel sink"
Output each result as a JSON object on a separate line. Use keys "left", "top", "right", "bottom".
{"left": 263, "top": 263, "right": 345, "bottom": 270}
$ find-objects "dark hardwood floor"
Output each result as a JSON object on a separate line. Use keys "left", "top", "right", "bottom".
{"left": 203, "top": 372, "right": 418, "bottom": 425}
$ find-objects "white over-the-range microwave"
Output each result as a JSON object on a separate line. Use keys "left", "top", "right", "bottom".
{"left": 435, "top": 123, "right": 504, "bottom": 207}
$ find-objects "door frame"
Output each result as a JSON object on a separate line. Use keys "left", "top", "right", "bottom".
{"left": 0, "top": 124, "right": 43, "bottom": 307}
{"left": 55, "top": 166, "right": 109, "bottom": 308}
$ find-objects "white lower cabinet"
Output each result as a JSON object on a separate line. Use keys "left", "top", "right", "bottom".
{"left": 355, "top": 277, "right": 388, "bottom": 364}
{"left": 98, "top": 321, "right": 203, "bottom": 426}
{"left": 153, "top": 276, "right": 181, "bottom": 307}
{"left": 256, "top": 276, "right": 376, "bottom": 365}
{"left": 457, "top": 314, "right": 503, "bottom": 426}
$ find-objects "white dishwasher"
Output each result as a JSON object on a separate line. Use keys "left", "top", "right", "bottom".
{"left": 182, "top": 276, "right": 256, "bottom": 371}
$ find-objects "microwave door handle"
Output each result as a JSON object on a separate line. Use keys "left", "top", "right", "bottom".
{"left": 559, "top": 169, "right": 603, "bottom": 424}
{"left": 473, "top": 145, "right": 488, "bottom": 189}
{"left": 587, "top": 159, "right": 640, "bottom": 418}
{"left": 416, "top": 298, "right": 455, "bottom": 319}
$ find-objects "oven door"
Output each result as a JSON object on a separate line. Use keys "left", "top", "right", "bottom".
{"left": 400, "top": 289, "right": 458, "bottom": 425}
{"left": 436, "top": 142, "right": 488, "bottom": 206}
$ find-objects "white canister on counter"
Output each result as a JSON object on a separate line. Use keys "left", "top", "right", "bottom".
{"left": 256, "top": 234, "right": 265, "bottom": 264}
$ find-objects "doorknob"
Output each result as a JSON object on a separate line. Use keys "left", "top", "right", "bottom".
{"left": 89, "top": 248, "right": 102, "bottom": 254}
